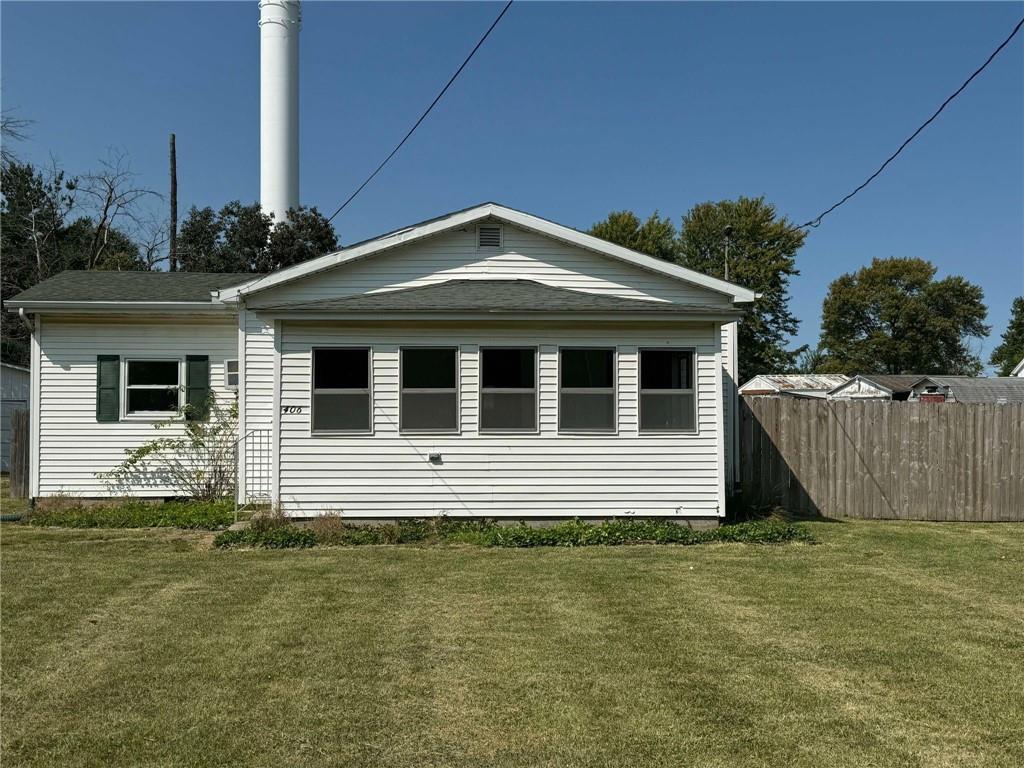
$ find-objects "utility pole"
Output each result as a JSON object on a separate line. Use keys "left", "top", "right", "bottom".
{"left": 169, "top": 133, "right": 178, "bottom": 272}
{"left": 723, "top": 224, "right": 733, "bottom": 282}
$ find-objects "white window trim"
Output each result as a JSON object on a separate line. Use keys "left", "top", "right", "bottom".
{"left": 310, "top": 346, "right": 373, "bottom": 435}
{"left": 557, "top": 346, "right": 618, "bottom": 435}
{"left": 479, "top": 346, "right": 539, "bottom": 434}
{"left": 123, "top": 357, "right": 183, "bottom": 421}
{"left": 638, "top": 347, "right": 698, "bottom": 435}
{"left": 224, "top": 359, "right": 239, "bottom": 390}
{"left": 399, "top": 346, "right": 461, "bottom": 435}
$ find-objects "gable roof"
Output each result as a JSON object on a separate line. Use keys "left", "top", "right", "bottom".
{"left": 912, "top": 376, "right": 1024, "bottom": 404}
{"left": 261, "top": 279, "right": 745, "bottom": 317}
{"left": 739, "top": 374, "right": 849, "bottom": 394}
{"left": 1013, "top": 357, "right": 1024, "bottom": 377}
{"left": 218, "top": 203, "right": 758, "bottom": 304}
{"left": 829, "top": 374, "right": 923, "bottom": 396}
{"left": 6, "top": 271, "right": 257, "bottom": 308}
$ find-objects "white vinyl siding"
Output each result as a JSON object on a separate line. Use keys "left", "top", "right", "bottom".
{"left": 276, "top": 321, "right": 721, "bottom": 518}
{"left": 247, "top": 225, "right": 736, "bottom": 309}
{"left": 36, "top": 317, "right": 237, "bottom": 497}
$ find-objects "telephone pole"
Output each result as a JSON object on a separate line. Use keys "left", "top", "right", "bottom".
{"left": 169, "top": 133, "right": 178, "bottom": 272}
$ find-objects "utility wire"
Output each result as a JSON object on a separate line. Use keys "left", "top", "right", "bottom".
{"left": 326, "top": 0, "right": 514, "bottom": 223}
{"left": 799, "top": 15, "right": 1024, "bottom": 230}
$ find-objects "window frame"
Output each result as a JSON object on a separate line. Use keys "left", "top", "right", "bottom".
{"left": 478, "top": 345, "right": 539, "bottom": 434}
{"left": 310, "top": 346, "right": 373, "bottom": 436}
{"left": 122, "top": 357, "right": 183, "bottom": 420}
{"left": 638, "top": 347, "right": 698, "bottom": 434}
{"left": 557, "top": 346, "right": 618, "bottom": 434}
{"left": 224, "top": 359, "right": 239, "bottom": 390}
{"left": 399, "top": 346, "right": 461, "bottom": 435}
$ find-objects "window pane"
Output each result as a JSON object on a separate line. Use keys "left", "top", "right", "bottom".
{"left": 226, "top": 359, "right": 239, "bottom": 374}
{"left": 481, "top": 348, "right": 535, "bottom": 389}
{"left": 313, "top": 393, "right": 370, "bottom": 431}
{"left": 561, "top": 349, "right": 613, "bottom": 389}
{"left": 401, "top": 392, "right": 458, "bottom": 431}
{"left": 640, "top": 393, "right": 695, "bottom": 431}
{"left": 127, "top": 388, "right": 178, "bottom": 413}
{"left": 560, "top": 392, "right": 615, "bottom": 431}
{"left": 127, "top": 360, "right": 178, "bottom": 386}
{"left": 481, "top": 392, "right": 536, "bottom": 430}
{"left": 640, "top": 350, "right": 693, "bottom": 390}
{"left": 314, "top": 349, "right": 368, "bottom": 390}
{"left": 402, "top": 348, "right": 456, "bottom": 389}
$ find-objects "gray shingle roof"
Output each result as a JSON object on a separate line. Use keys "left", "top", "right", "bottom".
{"left": 917, "top": 376, "right": 1024, "bottom": 404}
{"left": 262, "top": 279, "right": 739, "bottom": 315}
{"left": 6, "top": 270, "right": 257, "bottom": 304}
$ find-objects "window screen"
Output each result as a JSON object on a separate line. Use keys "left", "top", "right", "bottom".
{"left": 480, "top": 348, "right": 536, "bottom": 431}
{"left": 126, "top": 360, "right": 180, "bottom": 414}
{"left": 312, "top": 348, "right": 370, "bottom": 432}
{"left": 401, "top": 348, "right": 458, "bottom": 432}
{"left": 639, "top": 349, "right": 696, "bottom": 431}
{"left": 559, "top": 348, "right": 615, "bottom": 431}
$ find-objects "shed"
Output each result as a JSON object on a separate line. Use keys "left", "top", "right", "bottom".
{"left": 909, "top": 376, "right": 1024, "bottom": 404}
{"left": 826, "top": 374, "right": 923, "bottom": 401}
{"left": 738, "top": 374, "right": 848, "bottom": 399}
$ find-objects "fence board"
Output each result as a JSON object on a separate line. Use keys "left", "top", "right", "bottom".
{"left": 9, "top": 409, "right": 29, "bottom": 500}
{"left": 737, "top": 399, "right": 1023, "bottom": 522}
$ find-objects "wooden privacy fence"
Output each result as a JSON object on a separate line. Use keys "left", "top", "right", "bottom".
{"left": 738, "top": 398, "right": 1023, "bottom": 521}
{"left": 8, "top": 409, "right": 30, "bottom": 499}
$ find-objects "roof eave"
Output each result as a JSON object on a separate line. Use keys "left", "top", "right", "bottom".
{"left": 260, "top": 310, "right": 744, "bottom": 322}
{"left": 6, "top": 300, "right": 234, "bottom": 314}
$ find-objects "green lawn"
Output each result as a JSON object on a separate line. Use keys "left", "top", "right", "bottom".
{"left": 1, "top": 521, "right": 1022, "bottom": 768}
{"left": 0, "top": 475, "right": 29, "bottom": 517}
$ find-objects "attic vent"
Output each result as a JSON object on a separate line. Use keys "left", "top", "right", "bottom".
{"left": 478, "top": 225, "right": 502, "bottom": 248}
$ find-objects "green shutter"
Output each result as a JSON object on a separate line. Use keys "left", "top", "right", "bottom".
{"left": 96, "top": 355, "right": 120, "bottom": 422}
{"left": 185, "top": 355, "right": 211, "bottom": 421}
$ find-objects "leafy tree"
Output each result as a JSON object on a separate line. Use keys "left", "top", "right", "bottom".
{"left": 1, "top": 160, "right": 146, "bottom": 365}
{"left": 592, "top": 198, "right": 805, "bottom": 381}
{"left": 588, "top": 210, "right": 677, "bottom": 263}
{"left": 989, "top": 296, "right": 1024, "bottom": 376}
{"left": 676, "top": 197, "right": 805, "bottom": 379}
{"left": 177, "top": 202, "right": 338, "bottom": 273}
{"left": 792, "top": 345, "right": 827, "bottom": 374}
{"left": 819, "top": 257, "right": 989, "bottom": 375}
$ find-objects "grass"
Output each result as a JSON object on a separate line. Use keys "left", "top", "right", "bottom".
{"left": 1, "top": 520, "right": 1022, "bottom": 767}
{"left": 22, "top": 498, "right": 237, "bottom": 530}
{"left": 0, "top": 474, "right": 29, "bottom": 517}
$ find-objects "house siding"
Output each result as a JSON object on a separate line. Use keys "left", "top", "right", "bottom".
{"left": 36, "top": 317, "right": 237, "bottom": 497}
{"left": 1, "top": 364, "right": 31, "bottom": 472}
{"left": 248, "top": 225, "right": 735, "bottom": 309}
{"left": 275, "top": 321, "right": 722, "bottom": 518}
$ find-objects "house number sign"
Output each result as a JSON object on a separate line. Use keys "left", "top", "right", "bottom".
{"left": 281, "top": 405, "right": 304, "bottom": 414}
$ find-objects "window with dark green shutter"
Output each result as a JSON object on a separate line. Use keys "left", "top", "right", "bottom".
{"left": 125, "top": 359, "right": 181, "bottom": 416}
{"left": 185, "top": 356, "right": 210, "bottom": 421}
{"left": 96, "top": 355, "right": 121, "bottom": 422}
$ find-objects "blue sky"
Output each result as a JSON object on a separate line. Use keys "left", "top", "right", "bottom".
{"left": 3, "top": 2, "right": 1022, "bottom": 365}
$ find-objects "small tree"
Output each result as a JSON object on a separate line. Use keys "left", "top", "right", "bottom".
{"left": 989, "top": 297, "right": 1024, "bottom": 376}
{"left": 100, "top": 398, "right": 238, "bottom": 500}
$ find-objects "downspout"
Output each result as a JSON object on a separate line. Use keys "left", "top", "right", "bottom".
{"left": 18, "top": 307, "right": 34, "bottom": 334}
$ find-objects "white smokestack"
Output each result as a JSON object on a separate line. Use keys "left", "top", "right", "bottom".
{"left": 259, "top": 0, "right": 300, "bottom": 223}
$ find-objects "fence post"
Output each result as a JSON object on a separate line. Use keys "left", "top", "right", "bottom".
{"left": 9, "top": 409, "right": 29, "bottom": 499}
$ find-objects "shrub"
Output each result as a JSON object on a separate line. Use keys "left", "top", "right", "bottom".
{"left": 483, "top": 518, "right": 813, "bottom": 548}
{"left": 213, "top": 526, "right": 316, "bottom": 549}
{"left": 24, "top": 499, "right": 236, "bottom": 530}
{"left": 309, "top": 515, "right": 430, "bottom": 546}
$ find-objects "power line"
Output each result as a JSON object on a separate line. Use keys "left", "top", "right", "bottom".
{"left": 799, "top": 15, "right": 1024, "bottom": 230}
{"left": 326, "top": 0, "right": 514, "bottom": 223}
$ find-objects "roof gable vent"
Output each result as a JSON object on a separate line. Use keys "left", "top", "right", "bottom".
{"left": 478, "top": 225, "right": 502, "bottom": 249}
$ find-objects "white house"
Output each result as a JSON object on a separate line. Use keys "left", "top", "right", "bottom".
{"left": 6, "top": 203, "right": 754, "bottom": 524}
{"left": 1, "top": 362, "right": 31, "bottom": 472}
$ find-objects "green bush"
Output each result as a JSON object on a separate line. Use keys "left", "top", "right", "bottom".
{"left": 310, "top": 515, "right": 430, "bottom": 545}
{"left": 483, "top": 518, "right": 813, "bottom": 548}
{"left": 24, "top": 499, "right": 236, "bottom": 530}
{"left": 213, "top": 526, "right": 316, "bottom": 549}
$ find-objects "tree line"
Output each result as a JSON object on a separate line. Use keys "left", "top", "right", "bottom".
{"left": 588, "top": 199, "right": 1022, "bottom": 380}
{"left": 2, "top": 117, "right": 1021, "bottom": 377}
